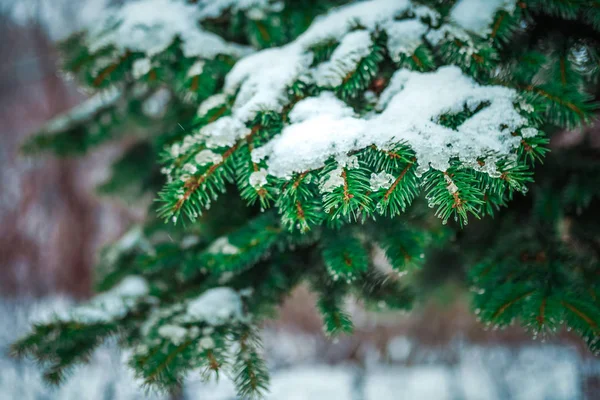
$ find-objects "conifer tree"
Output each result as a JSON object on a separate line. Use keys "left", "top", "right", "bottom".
{"left": 12, "top": 0, "right": 600, "bottom": 397}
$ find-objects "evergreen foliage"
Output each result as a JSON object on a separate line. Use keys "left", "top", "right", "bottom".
{"left": 12, "top": 0, "right": 600, "bottom": 397}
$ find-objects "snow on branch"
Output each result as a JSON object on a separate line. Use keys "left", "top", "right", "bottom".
{"left": 87, "top": 0, "right": 251, "bottom": 59}
{"left": 159, "top": 0, "right": 539, "bottom": 226}
{"left": 254, "top": 67, "right": 527, "bottom": 179}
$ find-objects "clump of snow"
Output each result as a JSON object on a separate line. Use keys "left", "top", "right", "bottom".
{"left": 297, "top": 0, "right": 411, "bottom": 45}
{"left": 198, "top": 336, "right": 215, "bottom": 350}
{"left": 370, "top": 172, "right": 396, "bottom": 191}
{"left": 255, "top": 66, "right": 528, "bottom": 179}
{"left": 312, "top": 30, "right": 373, "bottom": 88}
{"left": 223, "top": 0, "right": 420, "bottom": 123}
{"left": 319, "top": 167, "right": 345, "bottom": 194}
{"left": 172, "top": 0, "right": 536, "bottom": 188}
{"left": 195, "top": 150, "right": 223, "bottom": 166}
{"left": 44, "top": 87, "right": 121, "bottom": 134}
{"left": 186, "top": 287, "right": 243, "bottom": 325}
{"left": 225, "top": 47, "right": 313, "bottom": 122}
{"left": 288, "top": 92, "right": 355, "bottom": 123}
{"left": 132, "top": 58, "right": 152, "bottom": 79}
{"left": 450, "top": 0, "right": 516, "bottom": 36}
{"left": 71, "top": 276, "right": 149, "bottom": 323}
{"left": 196, "top": 0, "right": 270, "bottom": 18}
{"left": 208, "top": 237, "right": 240, "bottom": 255}
{"left": 142, "top": 88, "right": 172, "bottom": 118}
{"left": 249, "top": 169, "right": 268, "bottom": 188}
{"left": 197, "top": 94, "right": 228, "bottom": 118}
{"left": 318, "top": 155, "right": 359, "bottom": 193}
{"left": 87, "top": 0, "right": 251, "bottom": 58}
{"left": 200, "top": 117, "right": 251, "bottom": 149}
{"left": 384, "top": 20, "right": 428, "bottom": 62}
{"left": 521, "top": 127, "right": 538, "bottom": 138}
{"left": 187, "top": 60, "right": 206, "bottom": 78}
{"left": 158, "top": 324, "right": 188, "bottom": 345}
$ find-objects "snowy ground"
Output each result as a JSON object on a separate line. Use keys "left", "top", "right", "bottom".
{"left": 1, "top": 297, "right": 597, "bottom": 399}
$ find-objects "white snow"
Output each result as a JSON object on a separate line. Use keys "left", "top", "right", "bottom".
{"left": 268, "top": 366, "right": 357, "bottom": 400}
{"left": 186, "top": 287, "right": 244, "bottom": 325}
{"left": 197, "top": 93, "right": 228, "bottom": 118}
{"left": 195, "top": 150, "right": 223, "bottom": 166}
{"left": 450, "top": 0, "right": 516, "bottom": 36}
{"left": 142, "top": 88, "right": 172, "bottom": 118}
{"left": 288, "top": 92, "right": 355, "bottom": 123}
{"left": 225, "top": 47, "right": 313, "bottom": 122}
{"left": 370, "top": 171, "right": 396, "bottom": 192}
{"left": 44, "top": 87, "right": 121, "bottom": 134}
{"left": 384, "top": 20, "right": 428, "bottom": 62}
{"left": 249, "top": 168, "right": 268, "bottom": 188}
{"left": 297, "top": 0, "right": 411, "bottom": 45}
{"left": 222, "top": 0, "right": 421, "bottom": 122}
{"left": 71, "top": 276, "right": 149, "bottom": 323}
{"left": 201, "top": 117, "right": 251, "bottom": 149}
{"left": 365, "top": 366, "right": 453, "bottom": 400}
{"left": 198, "top": 336, "right": 216, "bottom": 350}
{"left": 318, "top": 154, "right": 360, "bottom": 193}
{"left": 207, "top": 237, "right": 240, "bottom": 255}
{"left": 132, "top": 58, "right": 152, "bottom": 79}
{"left": 158, "top": 324, "right": 188, "bottom": 345}
{"left": 196, "top": 0, "right": 270, "bottom": 19}
{"left": 521, "top": 127, "right": 538, "bottom": 138}
{"left": 312, "top": 30, "right": 373, "bottom": 88}
{"left": 254, "top": 66, "right": 528, "bottom": 179}
{"left": 87, "top": 0, "right": 251, "bottom": 58}
{"left": 319, "top": 167, "right": 345, "bottom": 193}
{"left": 187, "top": 60, "right": 206, "bottom": 78}
{"left": 186, "top": 0, "right": 534, "bottom": 183}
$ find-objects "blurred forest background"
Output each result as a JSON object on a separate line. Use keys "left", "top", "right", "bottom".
{"left": 1, "top": 1, "right": 600, "bottom": 399}
{"left": 0, "top": 0, "right": 138, "bottom": 296}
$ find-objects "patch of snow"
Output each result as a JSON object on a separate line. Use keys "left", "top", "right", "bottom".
{"left": 387, "top": 336, "right": 413, "bottom": 362}
{"left": 319, "top": 154, "right": 360, "bottom": 193}
{"left": 255, "top": 66, "right": 528, "bottom": 179}
{"left": 225, "top": 47, "right": 313, "bottom": 122}
{"left": 207, "top": 237, "right": 240, "bottom": 255}
{"left": 195, "top": 149, "right": 223, "bottom": 166}
{"left": 44, "top": 87, "right": 121, "bottom": 134}
{"left": 450, "top": 0, "right": 516, "bottom": 36}
{"left": 197, "top": 93, "right": 228, "bottom": 118}
{"left": 71, "top": 276, "right": 149, "bottom": 323}
{"left": 521, "top": 127, "right": 538, "bottom": 138}
{"left": 87, "top": 0, "right": 251, "bottom": 58}
{"left": 384, "top": 20, "right": 428, "bottom": 62}
{"left": 201, "top": 116, "right": 251, "bottom": 149}
{"left": 312, "top": 30, "right": 373, "bottom": 88}
{"left": 319, "top": 166, "right": 345, "bottom": 193}
{"left": 370, "top": 171, "right": 396, "bottom": 192}
{"left": 365, "top": 366, "right": 452, "bottom": 400}
{"left": 187, "top": 60, "right": 206, "bottom": 78}
{"left": 158, "top": 324, "right": 188, "bottom": 345}
{"left": 249, "top": 168, "right": 268, "bottom": 188}
{"left": 142, "top": 88, "right": 172, "bottom": 118}
{"left": 223, "top": 0, "right": 420, "bottom": 123}
{"left": 186, "top": 287, "right": 243, "bottom": 325}
{"left": 198, "top": 336, "right": 215, "bottom": 350}
{"left": 196, "top": 0, "right": 270, "bottom": 19}
{"left": 193, "top": 0, "right": 532, "bottom": 182}
{"left": 132, "top": 58, "right": 152, "bottom": 79}
{"left": 268, "top": 366, "right": 357, "bottom": 400}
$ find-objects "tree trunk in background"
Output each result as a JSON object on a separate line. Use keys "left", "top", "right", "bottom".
{"left": 0, "top": 17, "right": 133, "bottom": 297}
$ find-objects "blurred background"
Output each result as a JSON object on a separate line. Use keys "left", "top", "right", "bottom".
{"left": 0, "top": 1, "right": 599, "bottom": 399}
